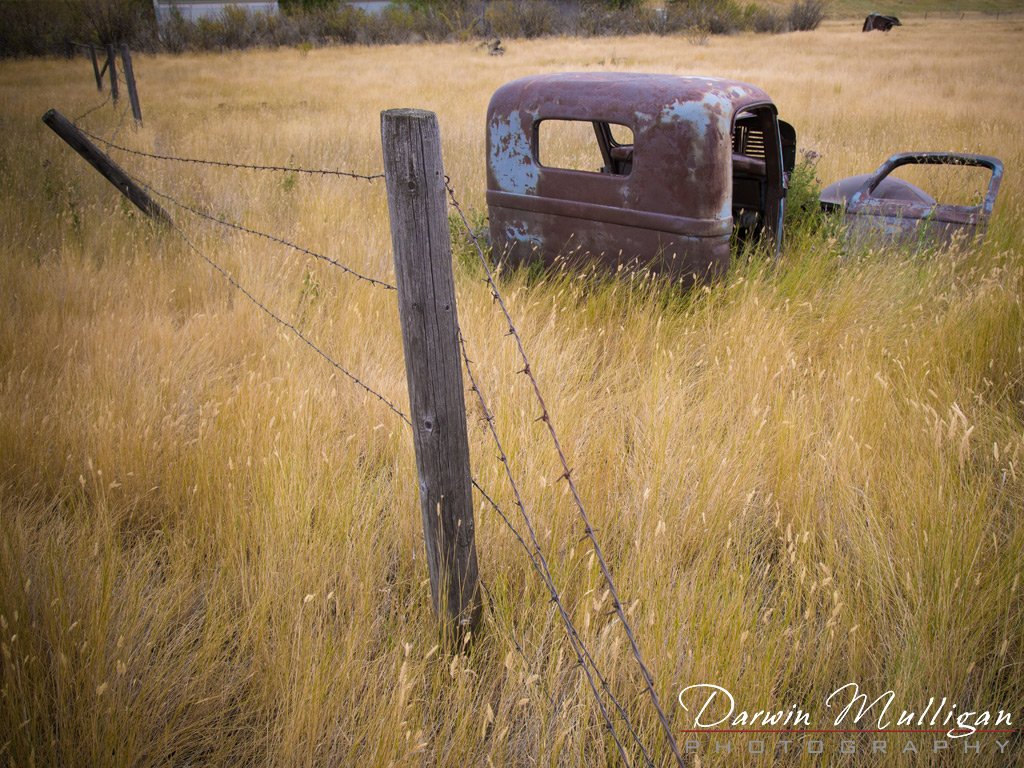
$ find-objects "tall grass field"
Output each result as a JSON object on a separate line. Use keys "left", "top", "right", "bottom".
{"left": 1, "top": 16, "right": 1022, "bottom": 768}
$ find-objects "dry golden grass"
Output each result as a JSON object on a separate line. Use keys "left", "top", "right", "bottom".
{"left": 1, "top": 17, "right": 1023, "bottom": 768}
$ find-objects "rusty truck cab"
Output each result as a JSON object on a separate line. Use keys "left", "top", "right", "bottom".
{"left": 486, "top": 73, "right": 794, "bottom": 282}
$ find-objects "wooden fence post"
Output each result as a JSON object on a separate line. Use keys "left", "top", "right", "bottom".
{"left": 89, "top": 45, "right": 103, "bottom": 91}
{"left": 42, "top": 109, "right": 171, "bottom": 224}
{"left": 120, "top": 44, "right": 142, "bottom": 126}
{"left": 380, "top": 108, "right": 481, "bottom": 635}
{"left": 106, "top": 44, "right": 119, "bottom": 103}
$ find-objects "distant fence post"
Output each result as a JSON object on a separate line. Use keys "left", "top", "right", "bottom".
{"left": 106, "top": 44, "right": 119, "bottom": 103}
{"left": 120, "top": 44, "right": 142, "bottom": 126}
{"left": 380, "top": 108, "right": 481, "bottom": 635}
{"left": 89, "top": 45, "right": 103, "bottom": 91}
{"left": 42, "top": 109, "right": 171, "bottom": 224}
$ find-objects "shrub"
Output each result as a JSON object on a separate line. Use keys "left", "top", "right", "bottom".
{"left": 788, "top": 0, "right": 826, "bottom": 31}
{"left": 752, "top": 7, "right": 788, "bottom": 33}
{"left": 667, "top": 0, "right": 747, "bottom": 35}
{"left": 0, "top": 1, "right": 81, "bottom": 57}
{"left": 684, "top": 23, "right": 711, "bottom": 45}
{"left": 279, "top": 0, "right": 336, "bottom": 11}
{"left": 78, "top": 0, "right": 155, "bottom": 45}
{"left": 485, "top": 0, "right": 560, "bottom": 38}
{"left": 0, "top": 0, "right": 156, "bottom": 57}
{"left": 313, "top": 7, "right": 364, "bottom": 44}
{"left": 158, "top": 7, "right": 191, "bottom": 52}
{"left": 401, "top": 0, "right": 482, "bottom": 40}
{"left": 784, "top": 150, "right": 829, "bottom": 236}
{"left": 188, "top": 6, "right": 290, "bottom": 50}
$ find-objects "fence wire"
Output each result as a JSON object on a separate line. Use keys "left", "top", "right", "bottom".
{"left": 73, "top": 95, "right": 111, "bottom": 124}
{"left": 445, "top": 179, "right": 685, "bottom": 767}
{"left": 52, "top": 92, "right": 677, "bottom": 760}
{"left": 461, "top": 331, "right": 654, "bottom": 767}
{"left": 135, "top": 167, "right": 581, "bottom": 760}
{"left": 139, "top": 180, "right": 396, "bottom": 291}
{"left": 125, "top": 169, "right": 411, "bottom": 428}
{"left": 76, "top": 125, "right": 384, "bottom": 181}
{"left": 147, "top": 160, "right": 646, "bottom": 762}
{"left": 108, "top": 101, "right": 133, "bottom": 142}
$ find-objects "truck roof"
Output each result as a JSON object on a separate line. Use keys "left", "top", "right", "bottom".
{"left": 488, "top": 72, "right": 775, "bottom": 123}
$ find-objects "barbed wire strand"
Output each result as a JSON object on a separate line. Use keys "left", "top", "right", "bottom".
{"left": 103, "top": 98, "right": 133, "bottom": 143}
{"left": 75, "top": 124, "right": 384, "bottom": 181}
{"left": 126, "top": 171, "right": 411, "bottom": 427}
{"left": 464, "top": 339, "right": 651, "bottom": 764}
{"left": 109, "top": 147, "right": 647, "bottom": 760}
{"left": 445, "top": 179, "right": 685, "bottom": 767}
{"left": 139, "top": 181, "right": 396, "bottom": 291}
{"left": 470, "top": 489, "right": 635, "bottom": 766}
{"left": 146, "top": 175, "right": 596, "bottom": 758}
{"left": 462, "top": 331, "right": 654, "bottom": 767}
{"left": 70, "top": 128, "right": 649, "bottom": 758}
{"left": 73, "top": 95, "right": 111, "bottom": 124}
{"left": 132, "top": 165, "right": 563, "bottom": 738}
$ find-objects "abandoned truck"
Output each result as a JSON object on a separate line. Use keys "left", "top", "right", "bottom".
{"left": 486, "top": 72, "right": 796, "bottom": 282}
{"left": 819, "top": 152, "right": 1004, "bottom": 250}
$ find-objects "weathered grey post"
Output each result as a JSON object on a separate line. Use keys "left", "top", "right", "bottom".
{"left": 380, "top": 109, "right": 481, "bottom": 634}
{"left": 42, "top": 109, "right": 171, "bottom": 224}
{"left": 106, "top": 44, "right": 119, "bottom": 103}
{"left": 120, "top": 45, "right": 142, "bottom": 125}
{"left": 89, "top": 45, "right": 103, "bottom": 91}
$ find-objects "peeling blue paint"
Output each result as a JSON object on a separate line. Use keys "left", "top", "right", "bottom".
{"left": 633, "top": 110, "right": 655, "bottom": 127}
{"left": 504, "top": 221, "right": 542, "bottom": 248}
{"left": 658, "top": 92, "right": 732, "bottom": 141}
{"left": 719, "top": 194, "right": 733, "bottom": 221}
{"left": 489, "top": 111, "right": 539, "bottom": 195}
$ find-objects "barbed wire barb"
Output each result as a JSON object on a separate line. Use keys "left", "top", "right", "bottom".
{"left": 446, "top": 180, "right": 684, "bottom": 767}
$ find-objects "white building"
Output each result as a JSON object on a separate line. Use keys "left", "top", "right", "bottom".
{"left": 152, "top": 1, "right": 280, "bottom": 26}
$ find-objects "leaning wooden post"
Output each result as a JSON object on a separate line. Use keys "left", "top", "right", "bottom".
{"left": 381, "top": 109, "right": 481, "bottom": 634}
{"left": 42, "top": 109, "right": 171, "bottom": 224}
{"left": 106, "top": 44, "right": 119, "bottom": 103}
{"left": 119, "top": 44, "right": 142, "bottom": 126}
{"left": 89, "top": 45, "right": 103, "bottom": 91}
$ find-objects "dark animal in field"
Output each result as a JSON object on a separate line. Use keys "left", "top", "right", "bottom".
{"left": 863, "top": 13, "right": 901, "bottom": 31}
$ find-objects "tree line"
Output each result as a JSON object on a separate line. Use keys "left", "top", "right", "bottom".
{"left": 0, "top": 0, "right": 826, "bottom": 57}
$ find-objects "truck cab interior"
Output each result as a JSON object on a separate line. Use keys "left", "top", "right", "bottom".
{"left": 585, "top": 110, "right": 795, "bottom": 253}
{"left": 731, "top": 108, "right": 796, "bottom": 252}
